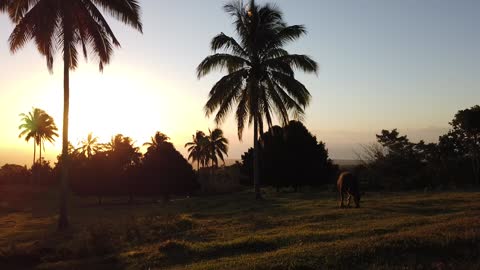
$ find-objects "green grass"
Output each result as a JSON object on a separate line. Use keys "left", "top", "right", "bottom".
{"left": 1, "top": 185, "right": 479, "bottom": 269}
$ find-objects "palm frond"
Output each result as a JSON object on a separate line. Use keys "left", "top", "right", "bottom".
{"left": 197, "top": 54, "right": 249, "bottom": 78}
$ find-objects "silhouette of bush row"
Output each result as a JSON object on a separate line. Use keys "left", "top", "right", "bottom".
{"left": 60, "top": 133, "right": 198, "bottom": 203}
{"left": 0, "top": 160, "right": 55, "bottom": 186}
{"left": 356, "top": 105, "right": 480, "bottom": 190}
{"left": 241, "top": 121, "right": 338, "bottom": 190}
{"left": 0, "top": 164, "right": 30, "bottom": 185}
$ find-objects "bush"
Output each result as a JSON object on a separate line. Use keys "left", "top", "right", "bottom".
{"left": 241, "top": 121, "right": 338, "bottom": 190}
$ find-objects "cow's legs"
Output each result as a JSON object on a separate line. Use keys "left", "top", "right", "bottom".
{"left": 347, "top": 193, "right": 351, "bottom": 207}
{"left": 339, "top": 191, "right": 345, "bottom": 208}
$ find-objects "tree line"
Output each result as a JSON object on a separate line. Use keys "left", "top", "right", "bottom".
{"left": 13, "top": 108, "right": 236, "bottom": 203}
{"left": 355, "top": 105, "right": 480, "bottom": 190}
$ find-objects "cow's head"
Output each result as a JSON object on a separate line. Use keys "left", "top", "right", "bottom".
{"left": 354, "top": 192, "right": 364, "bottom": 208}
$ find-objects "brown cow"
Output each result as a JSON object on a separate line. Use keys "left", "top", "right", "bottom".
{"left": 337, "top": 172, "right": 361, "bottom": 208}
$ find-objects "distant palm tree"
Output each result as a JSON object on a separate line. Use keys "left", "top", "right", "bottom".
{"left": 37, "top": 110, "right": 58, "bottom": 163}
{"left": 2, "top": 0, "right": 142, "bottom": 230}
{"left": 78, "top": 133, "right": 99, "bottom": 158}
{"left": 185, "top": 131, "right": 207, "bottom": 171}
{"left": 19, "top": 108, "right": 58, "bottom": 165}
{"left": 19, "top": 108, "right": 42, "bottom": 166}
{"left": 197, "top": 0, "right": 317, "bottom": 199}
{"left": 207, "top": 128, "right": 229, "bottom": 168}
{"left": 143, "top": 132, "right": 171, "bottom": 151}
{"left": 106, "top": 134, "right": 141, "bottom": 169}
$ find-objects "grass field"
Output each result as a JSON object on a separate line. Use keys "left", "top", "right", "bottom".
{"left": 1, "top": 185, "right": 479, "bottom": 270}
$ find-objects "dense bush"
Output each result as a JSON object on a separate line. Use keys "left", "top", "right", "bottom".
{"left": 241, "top": 121, "right": 338, "bottom": 190}
{"left": 139, "top": 140, "right": 198, "bottom": 201}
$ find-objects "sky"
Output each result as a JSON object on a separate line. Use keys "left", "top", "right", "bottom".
{"left": 0, "top": 0, "right": 479, "bottom": 166}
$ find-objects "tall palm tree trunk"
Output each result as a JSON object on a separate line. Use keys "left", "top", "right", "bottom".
{"left": 254, "top": 116, "right": 262, "bottom": 200}
{"left": 33, "top": 141, "right": 36, "bottom": 166}
{"left": 32, "top": 141, "right": 36, "bottom": 184}
{"left": 58, "top": 32, "right": 70, "bottom": 231}
{"left": 39, "top": 140, "right": 42, "bottom": 163}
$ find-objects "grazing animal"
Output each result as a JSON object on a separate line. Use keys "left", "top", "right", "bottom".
{"left": 337, "top": 172, "right": 361, "bottom": 208}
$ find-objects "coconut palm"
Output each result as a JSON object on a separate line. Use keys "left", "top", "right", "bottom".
{"left": 106, "top": 134, "right": 141, "bottom": 169}
{"left": 18, "top": 108, "right": 42, "bottom": 166}
{"left": 197, "top": 0, "right": 317, "bottom": 199}
{"left": 36, "top": 109, "right": 58, "bottom": 163}
{"left": 19, "top": 108, "right": 58, "bottom": 165}
{"left": 2, "top": 0, "right": 142, "bottom": 230}
{"left": 78, "top": 133, "right": 99, "bottom": 158}
{"left": 143, "top": 132, "right": 171, "bottom": 151}
{"left": 207, "top": 128, "right": 229, "bottom": 168}
{"left": 185, "top": 131, "right": 207, "bottom": 171}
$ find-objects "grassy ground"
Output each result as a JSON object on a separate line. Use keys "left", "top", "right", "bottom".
{"left": 1, "top": 185, "right": 479, "bottom": 270}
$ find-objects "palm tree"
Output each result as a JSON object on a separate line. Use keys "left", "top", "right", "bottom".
{"left": 78, "top": 133, "right": 99, "bottom": 158}
{"left": 197, "top": 0, "right": 317, "bottom": 199}
{"left": 185, "top": 131, "right": 207, "bottom": 171}
{"left": 37, "top": 110, "right": 59, "bottom": 163}
{"left": 207, "top": 128, "right": 229, "bottom": 168}
{"left": 105, "top": 134, "right": 141, "bottom": 170}
{"left": 143, "top": 132, "right": 171, "bottom": 151}
{"left": 2, "top": 0, "right": 142, "bottom": 230}
{"left": 19, "top": 108, "right": 42, "bottom": 166}
{"left": 19, "top": 108, "right": 58, "bottom": 165}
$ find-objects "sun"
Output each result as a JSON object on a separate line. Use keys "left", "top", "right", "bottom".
{"left": 36, "top": 69, "right": 175, "bottom": 149}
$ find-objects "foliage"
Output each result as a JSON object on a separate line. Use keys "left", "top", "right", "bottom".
{"left": 66, "top": 132, "right": 198, "bottom": 203}
{"left": 77, "top": 133, "right": 100, "bottom": 158}
{"left": 18, "top": 108, "right": 58, "bottom": 165}
{"left": 140, "top": 135, "right": 198, "bottom": 201}
{"left": 241, "top": 121, "right": 337, "bottom": 189}
{"left": 1, "top": 0, "right": 142, "bottom": 72}
{"left": 186, "top": 129, "right": 229, "bottom": 169}
{"left": 442, "top": 105, "right": 480, "bottom": 185}
{"left": 0, "top": 164, "right": 30, "bottom": 185}
{"left": 185, "top": 131, "right": 208, "bottom": 170}
{"left": 357, "top": 106, "right": 480, "bottom": 190}
{"left": 30, "top": 158, "right": 56, "bottom": 186}
{"left": 197, "top": 0, "right": 317, "bottom": 198}
{"left": 206, "top": 128, "right": 229, "bottom": 168}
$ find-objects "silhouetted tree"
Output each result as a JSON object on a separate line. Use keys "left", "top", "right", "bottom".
{"left": 2, "top": 0, "right": 143, "bottom": 230}
{"left": 439, "top": 106, "right": 480, "bottom": 185}
{"left": 374, "top": 129, "right": 427, "bottom": 189}
{"left": 242, "top": 121, "right": 336, "bottom": 190}
{"left": 18, "top": 108, "right": 42, "bottom": 167}
{"left": 143, "top": 132, "right": 170, "bottom": 151}
{"left": 197, "top": 0, "right": 318, "bottom": 199}
{"left": 357, "top": 129, "right": 451, "bottom": 189}
{"left": 185, "top": 131, "right": 208, "bottom": 170}
{"left": 105, "top": 134, "right": 141, "bottom": 171}
{"left": 0, "top": 164, "right": 30, "bottom": 185}
{"left": 37, "top": 111, "right": 58, "bottom": 163}
{"left": 19, "top": 108, "right": 58, "bottom": 166}
{"left": 78, "top": 133, "right": 100, "bottom": 158}
{"left": 142, "top": 132, "right": 197, "bottom": 202}
{"left": 31, "top": 158, "right": 56, "bottom": 186}
{"left": 108, "top": 134, "right": 141, "bottom": 199}
{"left": 207, "top": 128, "right": 229, "bottom": 168}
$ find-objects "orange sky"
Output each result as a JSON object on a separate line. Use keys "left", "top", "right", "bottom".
{"left": 1, "top": 1, "right": 479, "bottom": 166}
